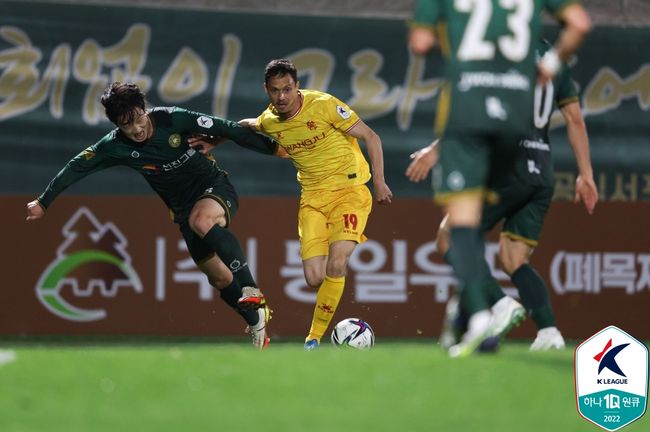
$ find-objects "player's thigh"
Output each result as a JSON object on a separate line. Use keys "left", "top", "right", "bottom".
{"left": 481, "top": 183, "right": 535, "bottom": 232}
{"left": 189, "top": 198, "right": 227, "bottom": 234}
{"left": 194, "top": 172, "right": 240, "bottom": 227}
{"left": 501, "top": 186, "right": 553, "bottom": 247}
{"left": 298, "top": 197, "right": 330, "bottom": 260}
{"left": 445, "top": 195, "right": 483, "bottom": 227}
{"left": 327, "top": 185, "right": 372, "bottom": 244}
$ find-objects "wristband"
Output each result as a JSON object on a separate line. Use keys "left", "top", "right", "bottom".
{"left": 540, "top": 48, "right": 562, "bottom": 76}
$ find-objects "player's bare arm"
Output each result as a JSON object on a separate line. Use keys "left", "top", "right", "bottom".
{"left": 406, "top": 139, "right": 440, "bottom": 183}
{"left": 238, "top": 118, "right": 258, "bottom": 129}
{"left": 538, "top": 4, "right": 591, "bottom": 83}
{"left": 347, "top": 120, "right": 392, "bottom": 205}
{"left": 561, "top": 101, "right": 598, "bottom": 214}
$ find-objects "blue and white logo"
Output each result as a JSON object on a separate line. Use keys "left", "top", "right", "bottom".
{"left": 575, "top": 326, "right": 648, "bottom": 431}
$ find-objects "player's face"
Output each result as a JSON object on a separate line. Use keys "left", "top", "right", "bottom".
{"left": 265, "top": 74, "right": 300, "bottom": 118}
{"left": 118, "top": 108, "right": 153, "bottom": 143}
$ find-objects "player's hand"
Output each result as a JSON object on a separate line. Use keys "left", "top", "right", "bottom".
{"left": 274, "top": 145, "right": 290, "bottom": 159}
{"left": 537, "top": 49, "right": 561, "bottom": 85}
{"left": 187, "top": 135, "right": 224, "bottom": 155}
{"left": 536, "top": 64, "right": 555, "bottom": 85}
{"left": 373, "top": 180, "right": 393, "bottom": 205}
{"left": 575, "top": 174, "right": 598, "bottom": 215}
{"left": 26, "top": 200, "right": 45, "bottom": 221}
{"left": 238, "top": 118, "right": 257, "bottom": 129}
{"left": 405, "top": 141, "right": 439, "bottom": 183}
{"left": 408, "top": 27, "right": 436, "bottom": 55}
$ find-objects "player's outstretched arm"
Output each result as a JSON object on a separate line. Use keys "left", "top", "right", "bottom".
{"left": 406, "top": 139, "right": 440, "bottom": 183}
{"left": 26, "top": 200, "right": 45, "bottom": 221}
{"left": 561, "top": 101, "right": 598, "bottom": 214}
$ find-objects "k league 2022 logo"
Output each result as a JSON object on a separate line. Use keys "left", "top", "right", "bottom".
{"left": 575, "top": 326, "right": 649, "bottom": 431}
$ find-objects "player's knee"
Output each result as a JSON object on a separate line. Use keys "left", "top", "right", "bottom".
{"left": 305, "top": 272, "right": 324, "bottom": 289}
{"left": 326, "top": 256, "right": 349, "bottom": 278}
{"left": 189, "top": 209, "right": 223, "bottom": 237}
{"left": 499, "top": 250, "right": 529, "bottom": 275}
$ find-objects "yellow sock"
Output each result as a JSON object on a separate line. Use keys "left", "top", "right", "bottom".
{"left": 306, "top": 275, "right": 345, "bottom": 342}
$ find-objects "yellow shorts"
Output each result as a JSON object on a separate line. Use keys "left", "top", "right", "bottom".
{"left": 298, "top": 184, "right": 372, "bottom": 260}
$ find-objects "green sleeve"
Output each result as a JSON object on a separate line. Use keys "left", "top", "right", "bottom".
{"left": 555, "top": 67, "right": 580, "bottom": 108}
{"left": 38, "top": 138, "right": 119, "bottom": 209}
{"left": 173, "top": 108, "right": 278, "bottom": 155}
{"left": 409, "top": 0, "right": 441, "bottom": 28}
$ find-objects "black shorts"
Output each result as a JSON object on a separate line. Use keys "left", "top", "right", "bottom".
{"left": 481, "top": 184, "right": 553, "bottom": 248}
{"left": 178, "top": 172, "right": 240, "bottom": 264}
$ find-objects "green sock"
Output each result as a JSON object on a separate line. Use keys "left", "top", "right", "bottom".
{"left": 447, "top": 227, "right": 489, "bottom": 315}
{"left": 203, "top": 225, "right": 256, "bottom": 288}
{"left": 219, "top": 279, "right": 259, "bottom": 326}
{"left": 482, "top": 259, "right": 506, "bottom": 306}
{"left": 511, "top": 264, "right": 556, "bottom": 329}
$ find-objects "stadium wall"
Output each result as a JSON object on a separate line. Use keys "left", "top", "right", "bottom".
{"left": 1, "top": 1, "right": 649, "bottom": 340}
{"left": 3, "top": 196, "right": 650, "bottom": 340}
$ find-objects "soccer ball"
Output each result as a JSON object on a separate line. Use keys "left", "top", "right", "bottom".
{"left": 330, "top": 318, "right": 375, "bottom": 350}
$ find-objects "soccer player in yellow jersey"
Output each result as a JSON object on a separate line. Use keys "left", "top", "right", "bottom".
{"left": 242, "top": 59, "right": 393, "bottom": 350}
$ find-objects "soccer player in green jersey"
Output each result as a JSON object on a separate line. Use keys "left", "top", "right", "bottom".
{"left": 407, "top": 39, "right": 598, "bottom": 351}
{"left": 408, "top": 0, "right": 591, "bottom": 357}
{"left": 25, "top": 82, "right": 277, "bottom": 350}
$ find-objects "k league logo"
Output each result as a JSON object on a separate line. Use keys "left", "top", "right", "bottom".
{"left": 575, "top": 326, "right": 648, "bottom": 431}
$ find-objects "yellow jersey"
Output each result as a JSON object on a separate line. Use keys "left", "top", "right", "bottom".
{"left": 256, "top": 89, "right": 371, "bottom": 191}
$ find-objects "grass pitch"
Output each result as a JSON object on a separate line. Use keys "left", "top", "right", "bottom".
{"left": 0, "top": 340, "right": 647, "bottom": 432}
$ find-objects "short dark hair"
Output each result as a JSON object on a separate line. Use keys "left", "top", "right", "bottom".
{"left": 100, "top": 82, "right": 146, "bottom": 124}
{"left": 264, "top": 59, "right": 298, "bottom": 85}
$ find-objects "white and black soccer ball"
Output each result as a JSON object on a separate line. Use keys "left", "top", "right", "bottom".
{"left": 330, "top": 318, "right": 375, "bottom": 350}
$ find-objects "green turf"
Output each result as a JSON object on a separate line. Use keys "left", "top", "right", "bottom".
{"left": 0, "top": 341, "right": 647, "bottom": 432}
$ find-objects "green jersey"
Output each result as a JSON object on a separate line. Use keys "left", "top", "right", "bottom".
{"left": 38, "top": 107, "right": 276, "bottom": 223}
{"left": 411, "top": 0, "right": 579, "bottom": 136}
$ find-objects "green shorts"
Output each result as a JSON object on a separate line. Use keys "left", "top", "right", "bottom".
{"left": 481, "top": 183, "right": 554, "bottom": 247}
{"left": 433, "top": 130, "right": 522, "bottom": 204}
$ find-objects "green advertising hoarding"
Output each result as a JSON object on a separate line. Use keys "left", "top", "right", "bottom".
{"left": 1, "top": 1, "right": 649, "bottom": 199}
